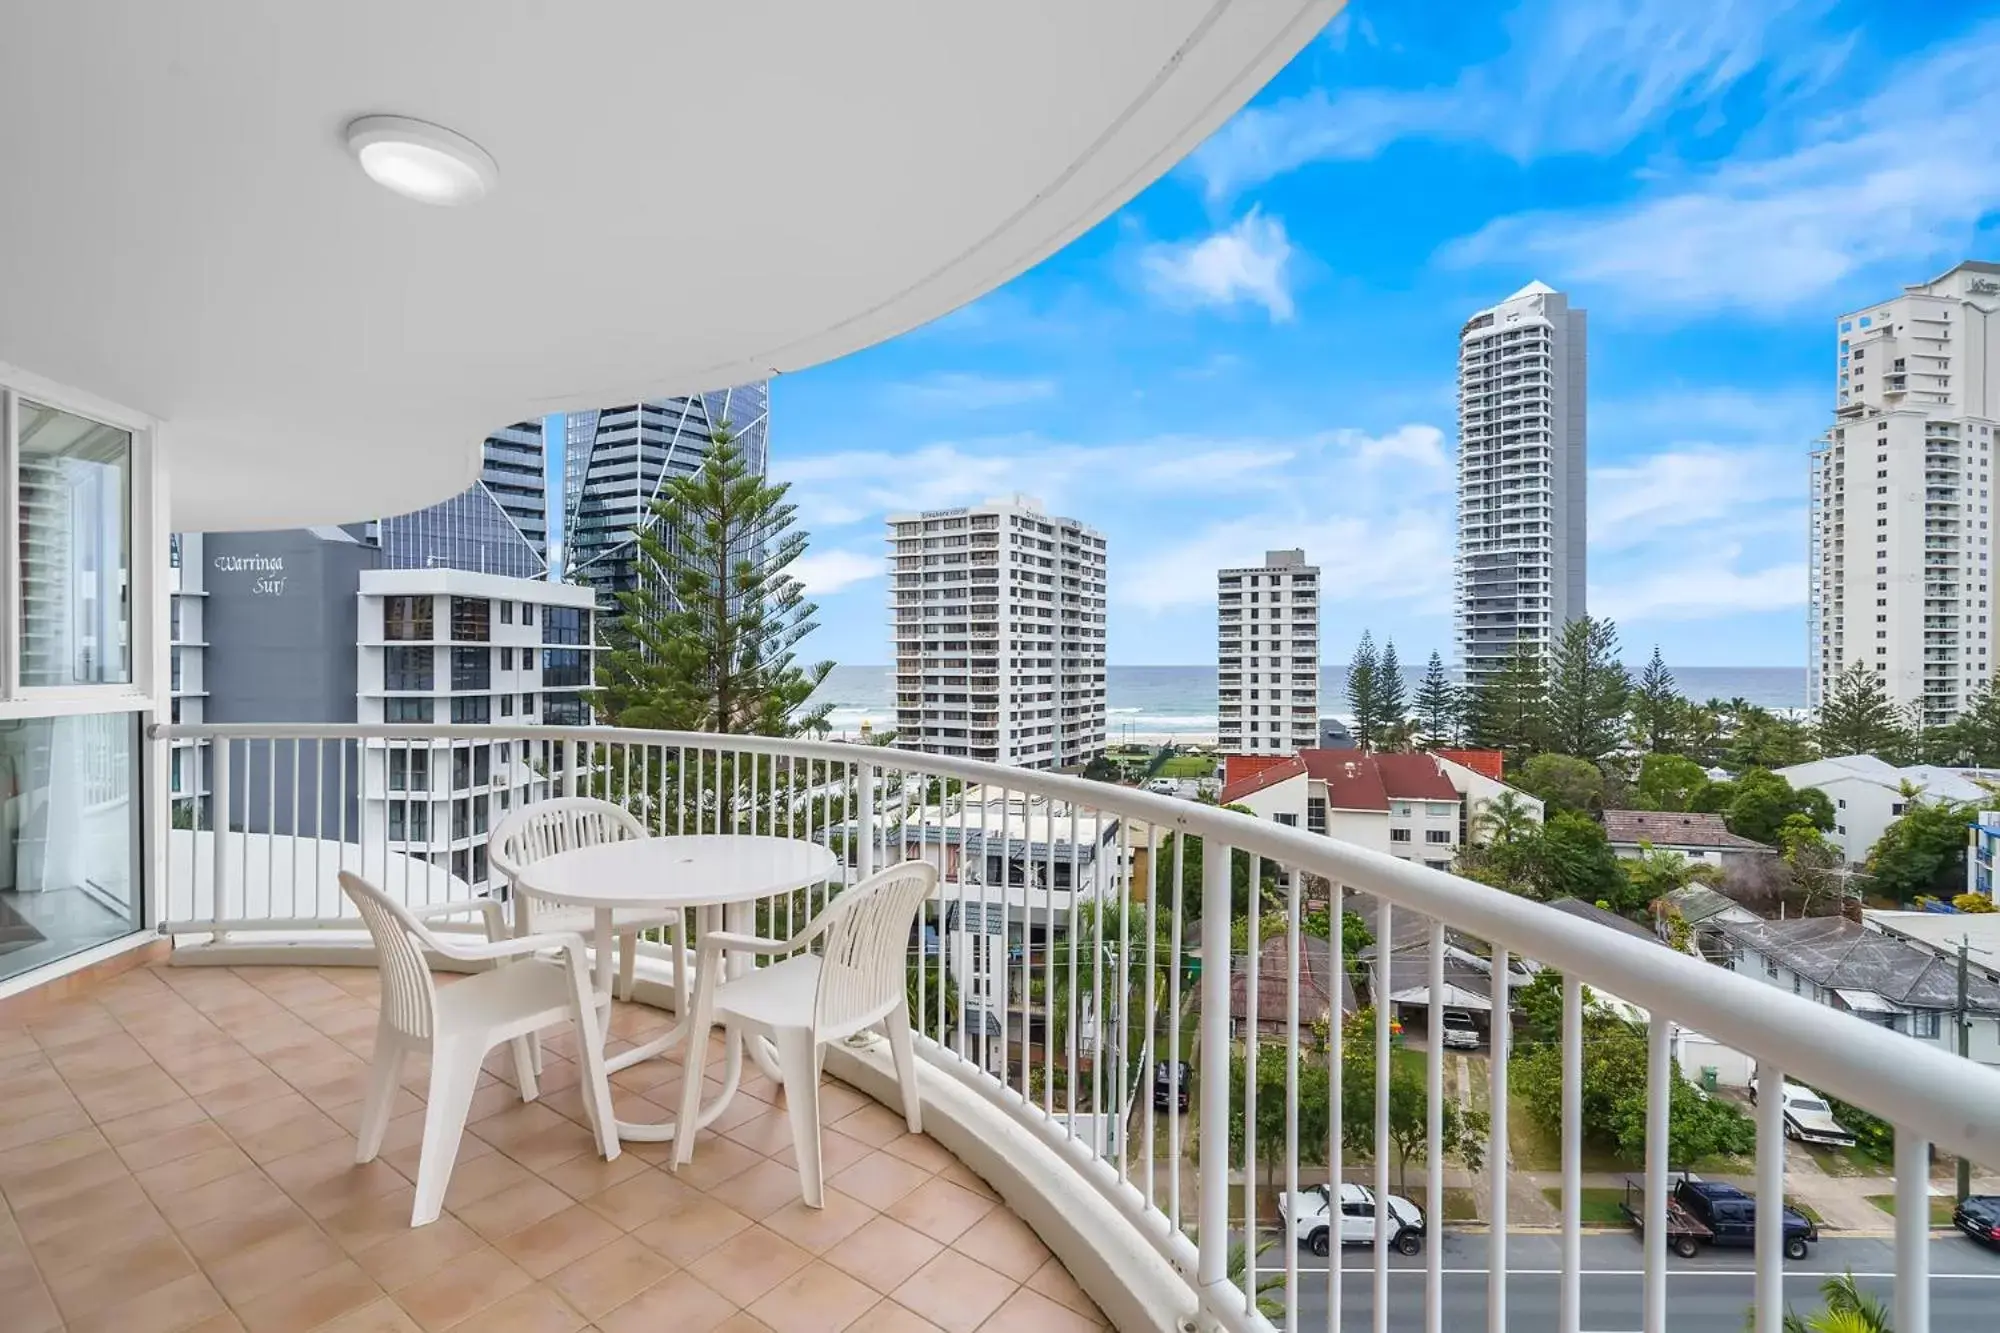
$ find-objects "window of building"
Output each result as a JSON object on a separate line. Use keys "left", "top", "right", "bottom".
{"left": 500, "top": 694, "right": 514, "bottom": 717}
{"left": 450, "top": 646, "right": 490, "bottom": 692}
{"left": 542, "top": 692, "right": 587, "bottom": 726}
{"left": 542, "top": 648, "right": 587, "bottom": 688}
{"left": 1891, "top": 802, "right": 1906, "bottom": 816}
{"left": 451, "top": 695, "right": 491, "bottom": 725}
{"left": 543, "top": 606, "right": 585, "bottom": 646}
{"left": 385, "top": 697, "right": 433, "bottom": 723}
{"left": 521, "top": 693, "right": 535, "bottom": 717}
{"left": 1307, "top": 796, "right": 1327, "bottom": 835}
{"left": 383, "top": 594, "right": 433, "bottom": 642}
{"left": 449, "top": 597, "right": 490, "bottom": 643}
{"left": 1910, "top": 1009, "right": 1941, "bottom": 1040}
{"left": 521, "top": 602, "right": 535, "bottom": 627}
{"left": 1390, "top": 828, "right": 1411, "bottom": 843}
{"left": 1426, "top": 859, "right": 1451, "bottom": 871}
{"left": 1427, "top": 802, "right": 1453, "bottom": 817}
{"left": 499, "top": 601, "right": 513, "bottom": 625}
{"left": 387, "top": 747, "right": 430, "bottom": 793}
{"left": 384, "top": 646, "right": 432, "bottom": 691}
{"left": 1275, "top": 813, "right": 1298, "bottom": 827}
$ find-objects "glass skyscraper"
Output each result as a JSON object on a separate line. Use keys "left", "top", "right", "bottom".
{"left": 377, "top": 422, "right": 548, "bottom": 578}
{"left": 562, "top": 385, "right": 769, "bottom": 606}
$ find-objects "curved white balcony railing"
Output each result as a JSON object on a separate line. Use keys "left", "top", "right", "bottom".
{"left": 156, "top": 723, "right": 2000, "bottom": 1333}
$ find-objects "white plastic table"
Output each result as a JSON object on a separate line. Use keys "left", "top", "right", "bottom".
{"left": 513, "top": 833, "right": 839, "bottom": 1144}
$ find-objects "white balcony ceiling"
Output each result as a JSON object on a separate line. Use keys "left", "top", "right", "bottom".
{"left": 0, "top": 1, "right": 1338, "bottom": 530}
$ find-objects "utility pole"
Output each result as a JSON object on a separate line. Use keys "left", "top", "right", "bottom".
{"left": 1958, "top": 937, "right": 1973, "bottom": 1203}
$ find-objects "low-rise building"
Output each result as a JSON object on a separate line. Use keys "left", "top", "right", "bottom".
{"left": 1715, "top": 915, "right": 2000, "bottom": 1066}
{"left": 1601, "top": 810, "right": 1774, "bottom": 868}
{"left": 1775, "top": 754, "right": 2000, "bottom": 864}
{"left": 1219, "top": 750, "right": 1541, "bottom": 869}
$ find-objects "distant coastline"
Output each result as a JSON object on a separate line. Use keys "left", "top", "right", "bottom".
{"left": 807, "top": 664, "right": 1807, "bottom": 746}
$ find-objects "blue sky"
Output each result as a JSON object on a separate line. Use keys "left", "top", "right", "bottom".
{"left": 760, "top": 0, "right": 2000, "bottom": 669}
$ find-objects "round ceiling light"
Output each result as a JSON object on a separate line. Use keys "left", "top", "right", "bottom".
{"left": 344, "top": 115, "right": 498, "bottom": 206}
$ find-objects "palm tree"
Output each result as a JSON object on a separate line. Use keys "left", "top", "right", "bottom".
{"left": 1753, "top": 1271, "right": 1892, "bottom": 1333}
{"left": 1471, "top": 790, "right": 1539, "bottom": 846}
{"left": 1226, "top": 1239, "right": 1286, "bottom": 1320}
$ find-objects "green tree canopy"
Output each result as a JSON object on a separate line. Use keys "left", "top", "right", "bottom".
{"left": 1815, "top": 661, "right": 1911, "bottom": 761}
{"left": 1376, "top": 638, "right": 1409, "bottom": 748}
{"left": 597, "top": 426, "right": 832, "bottom": 735}
{"left": 1515, "top": 753, "right": 1606, "bottom": 816}
{"left": 1347, "top": 631, "right": 1384, "bottom": 751}
{"left": 1635, "top": 752, "right": 1709, "bottom": 812}
{"left": 1631, "top": 647, "right": 1680, "bottom": 754}
{"left": 1526, "top": 812, "right": 1629, "bottom": 906}
{"left": 1414, "top": 651, "right": 1462, "bottom": 749}
{"left": 1338, "top": 1007, "right": 1488, "bottom": 1196}
{"left": 1865, "top": 796, "right": 1979, "bottom": 903}
{"left": 1705, "top": 769, "right": 1835, "bottom": 845}
{"left": 1546, "top": 617, "right": 1632, "bottom": 762}
{"left": 1464, "top": 639, "right": 1551, "bottom": 765}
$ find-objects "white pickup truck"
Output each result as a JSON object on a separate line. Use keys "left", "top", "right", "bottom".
{"left": 1278, "top": 1182, "right": 1426, "bottom": 1257}
{"left": 1749, "top": 1079, "right": 1856, "bottom": 1148}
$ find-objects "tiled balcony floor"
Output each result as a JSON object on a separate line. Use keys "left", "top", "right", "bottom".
{"left": 0, "top": 964, "right": 1108, "bottom": 1333}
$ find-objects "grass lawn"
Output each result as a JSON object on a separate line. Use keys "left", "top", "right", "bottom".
{"left": 1864, "top": 1193, "right": 1955, "bottom": 1226}
{"left": 1539, "top": 1186, "right": 1628, "bottom": 1226}
{"left": 1787, "top": 1199, "right": 1825, "bottom": 1227}
{"left": 1156, "top": 755, "right": 1216, "bottom": 778}
{"left": 1403, "top": 1184, "right": 1482, "bottom": 1223}
{"left": 1807, "top": 1143, "right": 1891, "bottom": 1178}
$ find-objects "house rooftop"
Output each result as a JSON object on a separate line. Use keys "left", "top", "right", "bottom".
{"left": 1546, "top": 897, "right": 1661, "bottom": 944}
{"left": 1716, "top": 915, "right": 2000, "bottom": 1013}
{"left": 1218, "top": 750, "right": 1463, "bottom": 808}
{"left": 1601, "top": 809, "right": 1773, "bottom": 852}
{"left": 1662, "top": 883, "right": 1756, "bottom": 926}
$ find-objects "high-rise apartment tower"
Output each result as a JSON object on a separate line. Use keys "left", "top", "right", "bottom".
{"left": 377, "top": 422, "right": 548, "bottom": 579}
{"left": 1217, "top": 550, "right": 1319, "bottom": 754}
{"left": 563, "top": 386, "right": 769, "bottom": 608}
{"left": 1809, "top": 261, "right": 2000, "bottom": 724}
{"left": 1455, "top": 280, "right": 1587, "bottom": 686}
{"left": 888, "top": 495, "right": 1107, "bottom": 770}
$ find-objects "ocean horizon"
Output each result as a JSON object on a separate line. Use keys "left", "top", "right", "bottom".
{"left": 807, "top": 664, "right": 1808, "bottom": 742}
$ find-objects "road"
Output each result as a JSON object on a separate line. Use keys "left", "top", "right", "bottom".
{"left": 1245, "top": 1232, "right": 2000, "bottom": 1331}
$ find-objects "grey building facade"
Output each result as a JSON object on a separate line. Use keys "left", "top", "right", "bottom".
{"left": 378, "top": 422, "right": 548, "bottom": 579}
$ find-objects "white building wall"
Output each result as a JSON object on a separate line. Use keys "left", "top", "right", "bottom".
{"left": 168, "top": 532, "right": 207, "bottom": 819}
{"left": 1456, "top": 281, "right": 1588, "bottom": 686}
{"left": 889, "top": 496, "right": 1107, "bottom": 770}
{"left": 1217, "top": 549, "right": 1319, "bottom": 755}
{"left": 1810, "top": 261, "right": 2000, "bottom": 723}
{"left": 1733, "top": 942, "right": 2000, "bottom": 1068}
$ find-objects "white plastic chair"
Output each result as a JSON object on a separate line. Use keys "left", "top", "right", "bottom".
{"left": 673, "top": 860, "right": 939, "bottom": 1208}
{"left": 337, "top": 871, "right": 619, "bottom": 1227}
{"left": 489, "top": 797, "right": 684, "bottom": 1004}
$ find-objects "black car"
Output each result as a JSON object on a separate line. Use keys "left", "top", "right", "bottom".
{"left": 1154, "top": 1060, "right": 1190, "bottom": 1111}
{"left": 1954, "top": 1195, "right": 2000, "bottom": 1248}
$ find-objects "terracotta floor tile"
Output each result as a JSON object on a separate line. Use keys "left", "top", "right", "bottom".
{"left": 580, "top": 1167, "right": 693, "bottom": 1232}
{"left": 825, "top": 1151, "right": 930, "bottom": 1211}
{"left": 156, "top": 1167, "right": 294, "bottom": 1232}
{"left": 311, "top": 1298, "right": 423, "bottom": 1333}
{"left": 350, "top": 1217, "right": 485, "bottom": 1292}
{"left": 235, "top": 1106, "right": 351, "bottom": 1165}
{"left": 13, "top": 1172, "right": 153, "bottom": 1241}
{"left": 879, "top": 1132, "right": 957, "bottom": 1174}
{"left": 890, "top": 1250, "right": 1017, "bottom": 1333}
{"left": 756, "top": 1188, "right": 875, "bottom": 1256}
{"left": 182, "top": 1312, "right": 249, "bottom": 1333}
{"left": 543, "top": 1235, "right": 675, "bottom": 1321}
{"left": 1022, "top": 1256, "right": 1102, "bottom": 1322}
{"left": 0, "top": 1125, "right": 111, "bottom": 1182}
{"left": 230, "top": 1258, "right": 383, "bottom": 1333}
{"left": 538, "top": 1147, "right": 649, "bottom": 1201}
{"left": 493, "top": 1202, "right": 624, "bottom": 1279}
{"left": 883, "top": 1177, "right": 994, "bottom": 1245}
{"left": 596, "top": 1268, "right": 739, "bottom": 1333}
{"left": 44, "top": 1230, "right": 201, "bottom": 1320}
{"left": 822, "top": 1216, "right": 941, "bottom": 1295}
{"left": 745, "top": 1260, "right": 880, "bottom": 1333}
{"left": 710, "top": 1155, "right": 812, "bottom": 1220}
{"left": 672, "top": 1133, "right": 763, "bottom": 1192}
{"left": 464, "top": 1283, "right": 588, "bottom": 1333}
{"left": 0, "top": 1255, "right": 64, "bottom": 1333}
{"left": 116, "top": 1119, "right": 236, "bottom": 1173}
{"left": 851, "top": 1301, "right": 947, "bottom": 1333}
{"left": 769, "top": 1127, "right": 873, "bottom": 1181}
{"left": 495, "top": 1120, "right": 598, "bottom": 1175}
{"left": 951, "top": 1208, "right": 1054, "bottom": 1284}
{"left": 827, "top": 1103, "right": 907, "bottom": 1148}
{"left": 685, "top": 1223, "right": 813, "bottom": 1308}
{"left": 204, "top": 1223, "right": 351, "bottom": 1305}
{"left": 64, "top": 1270, "right": 228, "bottom": 1333}
{"left": 0, "top": 1143, "right": 130, "bottom": 1212}
{"left": 718, "top": 1107, "right": 797, "bottom": 1157}
{"left": 176, "top": 1195, "right": 319, "bottom": 1265}
{"left": 436, "top": 1149, "right": 533, "bottom": 1211}
{"left": 0, "top": 1105, "right": 93, "bottom": 1155}
{"left": 28, "top": 1202, "right": 174, "bottom": 1276}
{"left": 457, "top": 1176, "right": 578, "bottom": 1243}
{"left": 137, "top": 1141, "right": 257, "bottom": 1198}
{"left": 323, "top": 1186, "right": 425, "bottom": 1253}
{"left": 974, "top": 1287, "right": 1102, "bottom": 1332}
{"left": 70, "top": 1065, "right": 192, "bottom": 1122}
{"left": 628, "top": 1190, "right": 753, "bottom": 1266}
{"left": 391, "top": 1244, "right": 532, "bottom": 1332}
{"left": 715, "top": 1314, "right": 778, "bottom": 1333}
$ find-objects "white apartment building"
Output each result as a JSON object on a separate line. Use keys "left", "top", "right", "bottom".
{"left": 1809, "top": 261, "right": 2000, "bottom": 724}
{"left": 889, "top": 495, "right": 1107, "bottom": 770}
{"left": 1455, "top": 280, "right": 1588, "bottom": 686}
{"left": 355, "top": 569, "right": 597, "bottom": 887}
{"left": 167, "top": 533, "right": 207, "bottom": 823}
{"left": 1217, "top": 549, "right": 1319, "bottom": 754}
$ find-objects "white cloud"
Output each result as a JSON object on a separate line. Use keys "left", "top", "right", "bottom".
{"left": 1121, "top": 509, "right": 1456, "bottom": 614}
{"left": 1138, "top": 209, "right": 1296, "bottom": 321}
{"left": 1592, "top": 548, "right": 1807, "bottom": 622}
{"left": 1336, "top": 423, "right": 1451, "bottom": 477}
{"left": 1191, "top": 0, "right": 1838, "bottom": 200}
{"left": 1590, "top": 445, "right": 1804, "bottom": 552}
{"left": 791, "top": 548, "right": 883, "bottom": 595}
{"left": 1443, "top": 20, "right": 2000, "bottom": 313}
{"left": 884, "top": 373, "right": 1056, "bottom": 413}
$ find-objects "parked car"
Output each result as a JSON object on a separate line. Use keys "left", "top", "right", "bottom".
{"left": 1622, "top": 1173, "right": 1816, "bottom": 1260}
{"left": 1749, "top": 1079, "right": 1856, "bottom": 1148}
{"left": 1954, "top": 1195, "right": 2000, "bottom": 1249}
{"left": 1154, "top": 1060, "right": 1189, "bottom": 1111}
{"left": 1279, "top": 1182, "right": 1425, "bottom": 1258}
{"left": 1439, "top": 1009, "right": 1481, "bottom": 1050}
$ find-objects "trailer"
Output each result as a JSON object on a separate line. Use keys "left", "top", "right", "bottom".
{"left": 1620, "top": 1174, "right": 1815, "bottom": 1260}
{"left": 1620, "top": 1176, "right": 1714, "bottom": 1259}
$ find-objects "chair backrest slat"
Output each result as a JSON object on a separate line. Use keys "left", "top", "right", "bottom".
{"left": 809, "top": 861, "right": 938, "bottom": 1036}
{"left": 490, "top": 797, "right": 648, "bottom": 890}
{"left": 337, "top": 871, "right": 440, "bottom": 1041}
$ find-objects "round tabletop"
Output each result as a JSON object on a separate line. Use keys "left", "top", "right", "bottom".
{"left": 514, "top": 834, "right": 841, "bottom": 911}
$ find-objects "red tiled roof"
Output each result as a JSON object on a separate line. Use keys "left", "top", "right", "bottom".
{"left": 1218, "top": 755, "right": 1306, "bottom": 805}
{"left": 1371, "top": 752, "right": 1460, "bottom": 801}
{"left": 1436, "top": 748, "right": 1505, "bottom": 781}
{"left": 1301, "top": 751, "right": 1390, "bottom": 811}
{"left": 1223, "top": 754, "right": 1299, "bottom": 788}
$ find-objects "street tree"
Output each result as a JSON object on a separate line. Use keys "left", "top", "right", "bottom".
{"left": 1815, "top": 660, "right": 1910, "bottom": 760}
{"left": 1347, "top": 631, "right": 1385, "bottom": 750}
{"left": 1377, "top": 638, "right": 1409, "bottom": 746}
{"left": 1464, "top": 639, "right": 1550, "bottom": 763}
{"left": 1866, "top": 796, "right": 1980, "bottom": 904}
{"left": 1631, "top": 647, "right": 1680, "bottom": 753}
{"left": 1516, "top": 753, "right": 1605, "bottom": 816}
{"left": 1545, "top": 617, "right": 1631, "bottom": 762}
{"left": 1525, "top": 813, "right": 1628, "bottom": 906}
{"left": 1635, "top": 752, "right": 1709, "bottom": 812}
{"left": 1777, "top": 815, "right": 1845, "bottom": 916}
{"left": 1339, "top": 1008, "right": 1488, "bottom": 1196}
